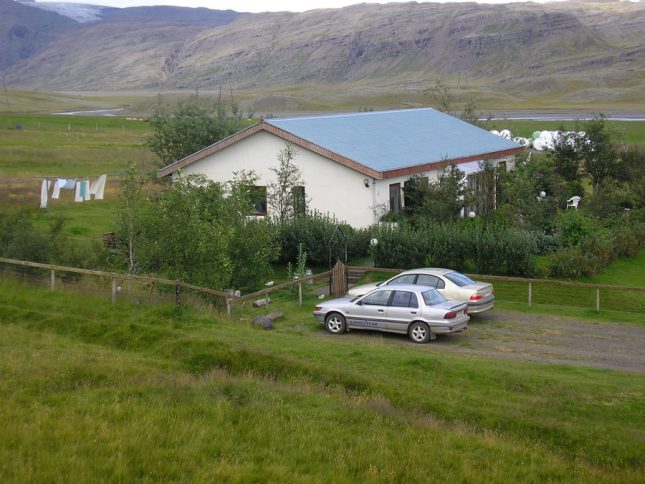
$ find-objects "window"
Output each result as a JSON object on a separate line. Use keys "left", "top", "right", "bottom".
{"left": 422, "top": 289, "right": 446, "bottom": 306}
{"left": 387, "top": 274, "right": 417, "bottom": 286}
{"left": 250, "top": 186, "right": 267, "bottom": 216}
{"left": 292, "top": 186, "right": 306, "bottom": 216}
{"left": 416, "top": 274, "right": 444, "bottom": 289}
{"left": 444, "top": 272, "right": 476, "bottom": 287}
{"left": 361, "top": 290, "right": 392, "bottom": 306}
{"left": 391, "top": 291, "right": 419, "bottom": 308}
{"left": 403, "top": 176, "right": 427, "bottom": 215}
{"left": 389, "top": 183, "right": 401, "bottom": 215}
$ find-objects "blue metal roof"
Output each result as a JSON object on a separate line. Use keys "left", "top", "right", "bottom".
{"left": 265, "top": 108, "right": 520, "bottom": 172}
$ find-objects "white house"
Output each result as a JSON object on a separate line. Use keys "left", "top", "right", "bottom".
{"left": 158, "top": 108, "right": 524, "bottom": 228}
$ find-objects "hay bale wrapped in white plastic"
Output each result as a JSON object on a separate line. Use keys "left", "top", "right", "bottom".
{"left": 499, "top": 129, "right": 512, "bottom": 139}
{"left": 513, "top": 137, "right": 531, "bottom": 147}
{"left": 489, "top": 129, "right": 500, "bottom": 136}
{"left": 538, "top": 131, "right": 555, "bottom": 150}
{"left": 532, "top": 138, "right": 546, "bottom": 151}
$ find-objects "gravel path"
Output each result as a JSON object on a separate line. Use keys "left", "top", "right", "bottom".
{"left": 338, "top": 309, "right": 645, "bottom": 373}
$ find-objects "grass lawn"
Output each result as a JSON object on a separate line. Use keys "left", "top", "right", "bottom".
{"left": 0, "top": 278, "right": 643, "bottom": 481}
{"left": 356, "top": 249, "right": 645, "bottom": 325}
{"left": 582, "top": 249, "right": 645, "bottom": 287}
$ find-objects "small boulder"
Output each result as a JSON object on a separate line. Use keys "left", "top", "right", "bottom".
{"left": 252, "top": 316, "right": 273, "bottom": 330}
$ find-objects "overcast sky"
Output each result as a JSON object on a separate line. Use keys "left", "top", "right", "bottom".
{"left": 35, "top": 0, "right": 572, "bottom": 13}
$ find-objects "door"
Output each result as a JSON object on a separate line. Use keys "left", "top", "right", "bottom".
{"left": 348, "top": 289, "right": 392, "bottom": 331}
{"left": 386, "top": 290, "right": 419, "bottom": 333}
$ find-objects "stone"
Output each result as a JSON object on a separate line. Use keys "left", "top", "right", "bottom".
{"left": 252, "top": 316, "right": 273, "bottom": 330}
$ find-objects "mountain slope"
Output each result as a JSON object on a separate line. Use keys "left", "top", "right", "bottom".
{"left": 1, "top": 0, "right": 643, "bottom": 108}
{"left": 0, "top": 0, "right": 78, "bottom": 71}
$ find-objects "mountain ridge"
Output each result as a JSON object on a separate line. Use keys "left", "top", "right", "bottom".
{"left": 2, "top": 0, "right": 644, "bottom": 108}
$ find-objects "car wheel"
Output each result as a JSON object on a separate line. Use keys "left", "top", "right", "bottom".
{"left": 409, "top": 321, "right": 431, "bottom": 344}
{"left": 325, "top": 313, "right": 346, "bottom": 335}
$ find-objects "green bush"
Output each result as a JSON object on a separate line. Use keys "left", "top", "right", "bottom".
{"left": 547, "top": 248, "right": 589, "bottom": 278}
{"left": 555, "top": 210, "right": 604, "bottom": 248}
{"left": 371, "top": 221, "right": 536, "bottom": 276}
{"left": 275, "top": 211, "right": 371, "bottom": 266}
{"left": 0, "top": 210, "right": 107, "bottom": 276}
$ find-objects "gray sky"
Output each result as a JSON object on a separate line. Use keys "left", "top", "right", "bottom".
{"left": 36, "top": 1, "right": 568, "bottom": 13}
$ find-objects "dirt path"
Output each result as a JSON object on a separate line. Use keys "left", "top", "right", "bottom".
{"left": 337, "top": 309, "right": 645, "bottom": 373}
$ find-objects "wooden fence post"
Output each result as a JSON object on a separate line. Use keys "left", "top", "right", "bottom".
{"left": 111, "top": 277, "right": 117, "bottom": 304}
{"left": 596, "top": 289, "right": 600, "bottom": 313}
{"left": 226, "top": 297, "right": 232, "bottom": 317}
{"left": 50, "top": 270, "right": 55, "bottom": 291}
{"left": 264, "top": 290, "right": 269, "bottom": 308}
{"left": 298, "top": 281, "right": 303, "bottom": 306}
{"left": 175, "top": 281, "right": 181, "bottom": 308}
{"left": 528, "top": 282, "right": 532, "bottom": 307}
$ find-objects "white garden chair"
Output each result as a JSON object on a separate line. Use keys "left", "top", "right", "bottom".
{"left": 567, "top": 196, "right": 581, "bottom": 209}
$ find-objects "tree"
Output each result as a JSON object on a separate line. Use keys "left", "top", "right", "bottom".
{"left": 147, "top": 94, "right": 242, "bottom": 167}
{"left": 427, "top": 79, "right": 486, "bottom": 127}
{"left": 132, "top": 173, "right": 277, "bottom": 290}
{"left": 550, "top": 129, "right": 581, "bottom": 182}
{"left": 469, "top": 160, "right": 498, "bottom": 223}
{"left": 576, "top": 115, "right": 619, "bottom": 191}
{"left": 403, "top": 165, "right": 471, "bottom": 224}
{"left": 116, "top": 161, "right": 146, "bottom": 275}
{"left": 497, "top": 155, "right": 561, "bottom": 232}
{"left": 267, "top": 143, "right": 307, "bottom": 224}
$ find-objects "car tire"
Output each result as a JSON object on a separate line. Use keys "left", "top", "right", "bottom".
{"left": 325, "top": 313, "right": 346, "bottom": 335}
{"left": 408, "top": 321, "right": 432, "bottom": 344}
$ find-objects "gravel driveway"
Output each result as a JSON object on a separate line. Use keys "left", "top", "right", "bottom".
{"left": 336, "top": 309, "right": 645, "bottom": 373}
{"left": 433, "top": 310, "right": 645, "bottom": 373}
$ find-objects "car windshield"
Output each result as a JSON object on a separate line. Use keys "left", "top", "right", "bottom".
{"left": 422, "top": 289, "right": 446, "bottom": 306}
{"left": 445, "top": 272, "right": 476, "bottom": 287}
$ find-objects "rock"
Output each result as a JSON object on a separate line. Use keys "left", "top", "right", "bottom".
{"left": 252, "top": 316, "right": 273, "bottom": 330}
{"left": 267, "top": 311, "right": 283, "bottom": 321}
{"left": 253, "top": 298, "right": 270, "bottom": 307}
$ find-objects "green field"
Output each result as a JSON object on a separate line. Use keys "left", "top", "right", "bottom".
{"left": 0, "top": 278, "right": 643, "bottom": 482}
{"left": 483, "top": 119, "right": 645, "bottom": 145}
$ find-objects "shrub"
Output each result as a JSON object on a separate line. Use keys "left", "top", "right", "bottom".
{"left": 275, "top": 211, "right": 371, "bottom": 266}
{"left": 555, "top": 210, "right": 604, "bottom": 248}
{"left": 371, "top": 221, "right": 536, "bottom": 276}
{"left": 547, "top": 248, "right": 588, "bottom": 278}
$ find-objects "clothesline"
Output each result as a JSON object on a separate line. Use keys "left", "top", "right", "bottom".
{"left": 34, "top": 170, "right": 126, "bottom": 180}
{"left": 40, "top": 174, "right": 110, "bottom": 209}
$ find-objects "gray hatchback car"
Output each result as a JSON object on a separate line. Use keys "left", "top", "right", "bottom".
{"left": 313, "top": 285, "right": 469, "bottom": 343}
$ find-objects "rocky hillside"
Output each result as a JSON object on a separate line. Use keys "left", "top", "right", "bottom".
{"left": 1, "top": 0, "right": 643, "bottom": 107}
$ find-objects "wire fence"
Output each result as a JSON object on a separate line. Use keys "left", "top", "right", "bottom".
{"left": 347, "top": 266, "right": 645, "bottom": 314}
{"left": 0, "top": 257, "right": 332, "bottom": 316}
{"left": 2, "top": 257, "right": 643, "bottom": 317}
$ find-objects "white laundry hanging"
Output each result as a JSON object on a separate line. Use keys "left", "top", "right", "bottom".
{"left": 51, "top": 179, "right": 62, "bottom": 199}
{"left": 74, "top": 182, "right": 83, "bottom": 202}
{"left": 92, "top": 174, "right": 107, "bottom": 200}
{"left": 40, "top": 180, "right": 50, "bottom": 208}
{"left": 82, "top": 180, "right": 91, "bottom": 201}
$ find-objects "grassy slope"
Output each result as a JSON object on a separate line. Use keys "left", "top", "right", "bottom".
{"left": 0, "top": 278, "right": 643, "bottom": 481}
{"left": 0, "top": 114, "right": 152, "bottom": 239}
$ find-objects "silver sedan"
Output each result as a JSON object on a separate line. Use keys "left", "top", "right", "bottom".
{"left": 346, "top": 268, "right": 495, "bottom": 313}
{"left": 313, "top": 285, "right": 469, "bottom": 343}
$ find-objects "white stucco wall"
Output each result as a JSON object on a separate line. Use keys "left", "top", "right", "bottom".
{"left": 179, "top": 131, "right": 379, "bottom": 228}
{"left": 176, "top": 131, "right": 515, "bottom": 227}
